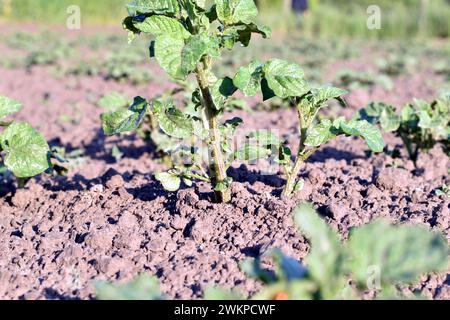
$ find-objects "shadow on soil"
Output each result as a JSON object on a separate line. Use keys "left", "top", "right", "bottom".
{"left": 49, "top": 129, "right": 162, "bottom": 165}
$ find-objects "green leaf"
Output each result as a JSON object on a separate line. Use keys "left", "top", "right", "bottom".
{"left": 233, "top": 60, "right": 263, "bottom": 97}
{"left": 225, "top": 23, "right": 271, "bottom": 48}
{"left": 0, "top": 122, "right": 51, "bottom": 178}
{"left": 101, "top": 96, "right": 148, "bottom": 136}
{"left": 294, "top": 179, "right": 305, "bottom": 192}
{"left": 339, "top": 120, "right": 385, "bottom": 153}
{"left": 294, "top": 203, "right": 347, "bottom": 299}
{"left": 215, "top": 0, "right": 258, "bottom": 25}
{"left": 379, "top": 106, "right": 401, "bottom": 132}
{"left": 181, "top": 35, "right": 220, "bottom": 75}
{"left": 242, "top": 23, "right": 271, "bottom": 39}
{"left": 98, "top": 92, "right": 130, "bottom": 112}
{"left": 95, "top": 274, "right": 163, "bottom": 300}
{"left": 308, "top": 87, "right": 347, "bottom": 107}
{"left": 0, "top": 96, "right": 22, "bottom": 119}
{"left": 275, "top": 145, "right": 292, "bottom": 165}
{"left": 263, "top": 60, "right": 309, "bottom": 99}
{"left": 154, "top": 35, "right": 185, "bottom": 80}
{"left": 235, "top": 144, "right": 271, "bottom": 162}
{"left": 347, "top": 220, "right": 449, "bottom": 287}
{"left": 355, "top": 102, "right": 389, "bottom": 124}
{"left": 211, "top": 77, "right": 238, "bottom": 110}
{"left": 214, "top": 177, "right": 233, "bottom": 192}
{"left": 157, "top": 104, "right": 194, "bottom": 139}
{"left": 133, "top": 16, "right": 191, "bottom": 39}
{"left": 304, "top": 119, "right": 337, "bottom": 147}
{"left": 126, "top": 0, "right": 180, "bottom": 16}
{"left": 155, "top": 172, "right": 181, "bottom": 192}
{"left": 401, "top": 104, "right": 416, "bottom": 123}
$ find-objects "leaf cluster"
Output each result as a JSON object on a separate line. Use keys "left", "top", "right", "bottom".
{"left": 123, "top": 0, "right": 270, "bottom": 80}
{"left": 232, "top": 78, "right": 384, "bottom": 197}
{"left": 356, "top": 93, "right": 450, "bottom": 163}
{"left": 0, "top": 96, "right": 52, "bottom": 179}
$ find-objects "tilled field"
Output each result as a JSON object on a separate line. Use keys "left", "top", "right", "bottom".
{"left": 0, "top": 27, "right": 449, "bottom": 300}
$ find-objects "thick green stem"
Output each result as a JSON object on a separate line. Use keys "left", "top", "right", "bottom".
{"left": 282, "top": 152, "right": 305, "bottom": 199}
{"left": 282, "top": 108, "right": 311, "bottom": 199}
{"left": 196, "top": 59, "right": 231, "bottom": 203}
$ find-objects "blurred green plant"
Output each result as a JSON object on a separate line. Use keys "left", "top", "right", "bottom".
{"left": 239, "top": 203, "right": 449, "bottom": 300}
{"left": 334, "top": 70, "right": 393, "bottom": 91}
{"left": 434, "top": 60, "right": 450, "bottom": 81}
{"left": 377, "top": 54, "right": 417, "bottom": 77}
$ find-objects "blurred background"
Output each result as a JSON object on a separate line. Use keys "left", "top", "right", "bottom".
{"left": 0, "top": 0, "right": 449, "bottom": 38}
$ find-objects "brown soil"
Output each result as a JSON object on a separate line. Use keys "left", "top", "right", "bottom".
{"left": 0, "top": 30, "right": 449, "bottom": 300}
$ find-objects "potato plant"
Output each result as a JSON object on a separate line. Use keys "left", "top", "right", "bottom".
{"left": 0, "top": 96, "right": 52, "bottom": 181}
{"left": 101, "top": 0, "right": 386, "bottom": 202}
{"left": 232, "top": 66, "right": 385, "bottom": 197}
{"left": 357, "top": 93, "right": 450, "bottom": 165}
{"left": 102, "top": 0, "right": 273, "bottom": 203}
{"left": 95, "top": 203, "right": 449, "bottom": 300}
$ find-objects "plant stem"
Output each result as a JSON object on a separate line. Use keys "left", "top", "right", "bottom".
{"left": 196, "top": 59, "right": 231, "bottom": 203}
{"left": 400, "top": 132, "right": 417, "bottom": 167}
{"left": 282, "top": 148, "right": 314, "bottom": 199}
{"left": 282, "top": 108, "right": 312, "bottom": 199}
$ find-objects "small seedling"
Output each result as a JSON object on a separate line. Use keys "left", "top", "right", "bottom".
{"left": 0, "top": 95, "right": 53, "bottom": 182}
{"left": 356, "top": 93, "right": 450, "bottom": 165}
{"left": 102, "top": 0, "right": 272, "bottom": 203}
